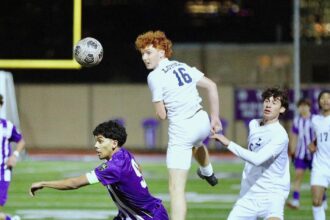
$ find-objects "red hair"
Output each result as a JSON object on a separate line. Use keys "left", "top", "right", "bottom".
{"left": 135, "top": 30, "right": 173, "bottom": 58}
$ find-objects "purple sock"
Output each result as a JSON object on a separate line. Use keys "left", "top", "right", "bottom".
{"left": 6, "top": 215, "right": 11, "bottom": 220}
{"left": 293, "top": 191, "right": 300, "bottom": 200}
{"left": 323, "top": 193, "right": 327, "bottom": 201}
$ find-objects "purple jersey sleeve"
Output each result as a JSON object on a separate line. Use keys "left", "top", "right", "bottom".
{"left": 9, "top": 126, "right": 22, "bottom": 143}
{"left": 94, "top": 159, "right": 122, "bottom": 185}
{"left": 291, "top": 117, "right": 299, "bottom": 135}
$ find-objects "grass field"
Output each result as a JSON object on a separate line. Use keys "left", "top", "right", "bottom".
{"left": 4, "top": 155, "right": 330, "bottom": 220}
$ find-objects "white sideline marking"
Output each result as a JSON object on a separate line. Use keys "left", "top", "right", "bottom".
{"left": 16, "top": 209, "right": 118, "bottom": 219}
{"left": 157, "top": 192, "right": 238, "bottom": 203}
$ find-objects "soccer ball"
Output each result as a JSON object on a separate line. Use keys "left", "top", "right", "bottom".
{"left": 74, "top": 37, "right": 103, "bottom": 67}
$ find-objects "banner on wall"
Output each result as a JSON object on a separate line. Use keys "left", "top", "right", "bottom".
{"left": 234, "top": 88, "right": 322, "bottom": 121}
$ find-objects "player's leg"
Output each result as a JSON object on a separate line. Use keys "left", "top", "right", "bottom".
{"left": 310, "top": 170, "right": 328, "bottom": 220}
{"left": 0, "top": 182, "right": 18, "bottom": 220}
{"left": 311, "top": 185, "right": 326, "bottom": 220}
{"left": 0, "top": 209, "right": 20, "bottom": 220}
{"left": 264, "top": 193, "right": 286, "bottom": 220}
{"left": 166, "top": 137, "right": 192, "bottom": 220}
{"left": 322, "top": 192, "right": 327, "bottom": 210}
{"left": 168, "top": 169, "right": 188, "bottom": 220}
{"left": 191, "top": 110, "right": 218, "bottom": 186}
{"left": 193, "top": 145, "right": 218, "bottom": 186}
{"left": 287, "top": 168, "right": 305, "bottom": 209}
{"left": 227, "top": 197, "right": 257, "bottom": 220}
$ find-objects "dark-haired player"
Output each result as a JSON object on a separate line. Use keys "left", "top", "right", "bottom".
{"left": 30, "top": 120, "right": 168, "bottom": 220}
{"left": 212, "top": 87, "right": 290, "bottom": 220}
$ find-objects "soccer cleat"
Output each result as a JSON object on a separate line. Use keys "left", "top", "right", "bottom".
{"left": 11, "top": 215, "right": 21, "bottom": 220}
{"left": 286, "top": 200, "right": 300, "bottom": 210}
{"left": 197, "top": 169, "right": 218, "bottom": 186}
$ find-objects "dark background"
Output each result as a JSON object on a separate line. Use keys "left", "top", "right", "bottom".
{"left": 1, "top": 0, "right": 292, "bottom": 83}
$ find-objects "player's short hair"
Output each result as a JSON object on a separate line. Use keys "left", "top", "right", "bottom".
{"left": 93, "top": 120, "right": 127, "bottom": 147}
{"left": 297, "top": 98, "right": 311, "bottom": 107}
{"left": 317, "top": 90, "right": 330, "bottom": 110}
{"left": 261, "top": 87, "right": 289, "bottom": 114}
{"left": 0, "top": 94, "right": 3, "bottom": 106}
{"left": 135, "top": 30, "right": 173, "bottom": 58}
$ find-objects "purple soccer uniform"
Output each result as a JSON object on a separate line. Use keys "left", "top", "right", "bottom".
{"left": 292, "top": 115, "right": 314, "bottom": 170}
{"left": 0, "top": 118, "right": 22, "bottom": 206}
{"left": 94, "top": 147, "right": 168, "bottom": 220}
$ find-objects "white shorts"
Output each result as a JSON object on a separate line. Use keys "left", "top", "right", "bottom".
{"left": 311, "top": 169, "right": 330, "bottom": 188}
{"left": 227, "top": 194, "right": 285, "bottom": 220}
{"left": 166, "top": 110, "right": 211, "bottom": 170}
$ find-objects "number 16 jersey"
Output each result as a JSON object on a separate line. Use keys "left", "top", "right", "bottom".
{"left": 147, "top": 59, "right": 204, "bottom": 122}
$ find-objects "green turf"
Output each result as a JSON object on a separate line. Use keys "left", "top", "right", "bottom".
{"left": 3, "top": 159, "right": 329, "bottom": 219}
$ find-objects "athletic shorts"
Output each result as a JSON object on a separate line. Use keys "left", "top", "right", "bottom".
{"left": 311, "top": 169, "right": 330, "bottom": 188}
{"left": 0, "top": 181, "right": 10, "bottom": 206}
{"left": 227, "top": 194, "right": 286, "bottom": 220}
{"left": 294, "top": 158, "right": 312, "bottom": 170}
{"left": 167, "top": 110, "right": 210, "bottom": 170}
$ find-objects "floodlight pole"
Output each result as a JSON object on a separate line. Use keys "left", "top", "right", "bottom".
{"left": 293, "top": 0, "right": 301, "bottom": 106}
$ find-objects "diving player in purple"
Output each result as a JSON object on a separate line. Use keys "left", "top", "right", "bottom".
{"left": 0, "top": 94, "right": 25, "bottom": 220}
{"left": 30, "top": 120, "right": 168, "bottom": 220}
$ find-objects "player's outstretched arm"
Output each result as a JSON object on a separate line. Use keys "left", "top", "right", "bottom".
{"left": 211, "top": 133, "right": 284, "bottom": 166}
{"left": 29, "top": 175, "right": 90, "bottom": 197}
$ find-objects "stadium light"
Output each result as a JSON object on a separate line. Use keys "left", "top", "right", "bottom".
{"left": 0, "top": 0, "right": 82, "bottom": 69}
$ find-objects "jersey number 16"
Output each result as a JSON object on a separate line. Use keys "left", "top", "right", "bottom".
{"left": 173, "top": 67, "right": 192, "bottom": 86}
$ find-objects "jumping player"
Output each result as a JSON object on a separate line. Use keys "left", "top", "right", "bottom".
{"left": 135, "top": 30, "right": 222, "bottom": 220}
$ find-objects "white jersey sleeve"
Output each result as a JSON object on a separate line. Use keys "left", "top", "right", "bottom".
{"left": 229, "top": 119, "right": 288, "bottom": 166}
{"left": 147, "top": 72, "right": 163, "bottom": 102}
{"left": 228, "top": 137, "right": 287, "bottom": 166}
{"left": 86, "top": 170, "right": 99, "bottom": 184}
{"left": 189, "top": 66, "right": 204, "bottom": 82}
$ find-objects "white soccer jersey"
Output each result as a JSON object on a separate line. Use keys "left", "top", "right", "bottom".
{"left": 311, "top": 114, "right": 330, "bottom": 172}
{"left": 227, "top": 119, "right": 290, "bottom": 199}
{"left": 147, "top": 59, "right": 203, "bottom": 122}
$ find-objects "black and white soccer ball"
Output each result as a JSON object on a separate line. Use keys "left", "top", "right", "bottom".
{"left": 74, "top": 37, "right": 103, "bottom": 67}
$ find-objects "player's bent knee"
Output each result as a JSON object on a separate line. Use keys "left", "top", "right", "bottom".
{"left": 312, "top": 198, "right": 323, "bottom": 207}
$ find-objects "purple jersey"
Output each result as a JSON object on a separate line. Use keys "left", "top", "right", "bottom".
{"left": 0, "top": 118, "right": 22, "bottom": 182}
{"left": 292, "top": 115, "right": 314, "bottom": 160}
{"left": 94, "top": 148, "right": 167, "bottom": 220}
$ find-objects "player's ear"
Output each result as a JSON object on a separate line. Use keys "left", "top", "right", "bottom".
{"left": 112, "top": 140, "right": 118, "bottom": 150}
{"left": 159, "top": 49, "right": 165, "bottom": 58}
{"left": 280, "top": 106, "right": 286, "bottom": 114}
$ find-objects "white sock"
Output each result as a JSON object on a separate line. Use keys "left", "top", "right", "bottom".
{"left": 313, "top": 206, "right": 325, "bottom": 220}
{"left": 200, "top": 163, "right": 213, "bottom": 177}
